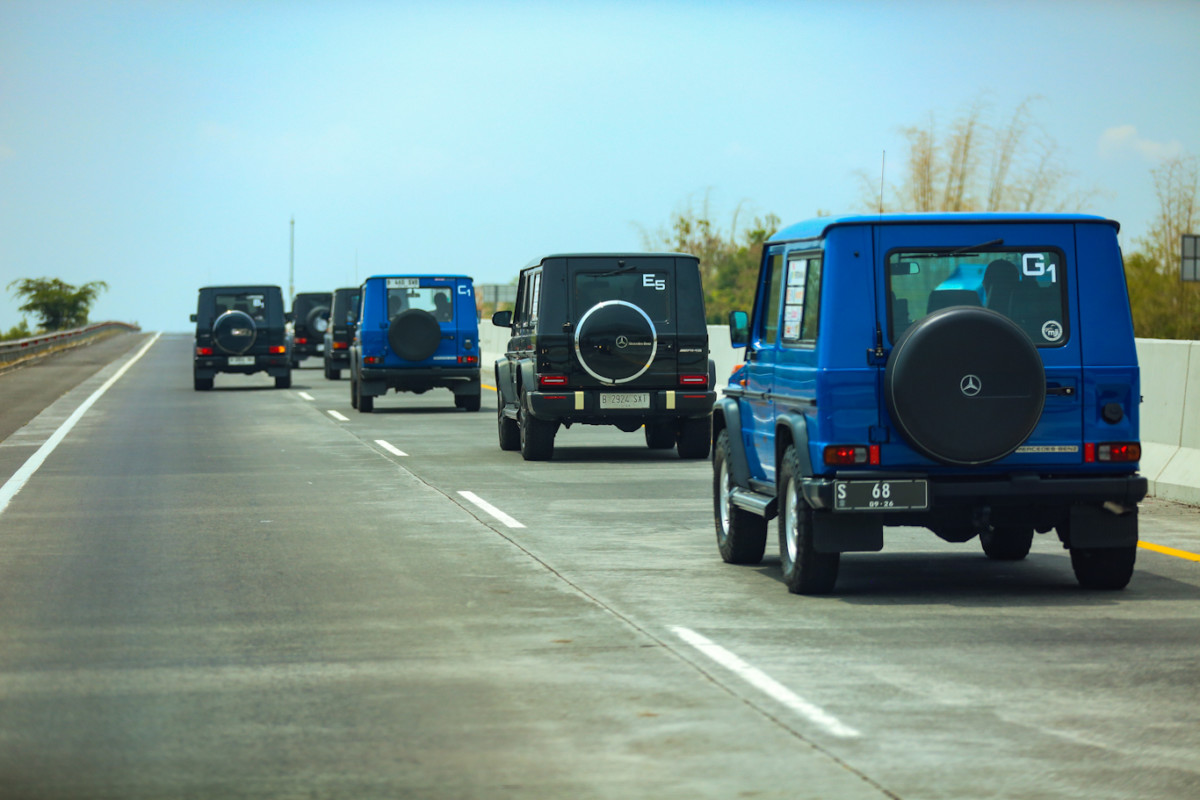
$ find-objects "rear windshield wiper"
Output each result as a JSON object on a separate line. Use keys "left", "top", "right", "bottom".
{"left": 595, "top": 260, "right": 636, "bottom": 277}
{"left": 945, "top": 238, "right": 1005, "bottom": 257}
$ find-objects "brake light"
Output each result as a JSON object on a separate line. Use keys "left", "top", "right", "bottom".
{"left": 539, "top": 374, "right": 568, "bottom": 388}
{"left": 824, "top": 445, "right": 879, "bottom": 466}
{"left": 295, "top": 337, "right": 308, "bottom": 345}
{"left": 1087, "top": 442, "right": 1141, "bottom": 463}
{"left": 365, "top": 356, "right": 382, "bottom": 365}
{"left": 332, "top": 341, "right": 348, "bottom": 350}
{"left": 269, "top": 345, "right": 286, "bottom": 354}
{"left": 458, "top": 355, "right": 479, "bottom": 365}
{"left": 679, "top": 374, "right": 708, "bottom": 387}
{"left": 196, "top": 346, "right": 213, "bottom": 356}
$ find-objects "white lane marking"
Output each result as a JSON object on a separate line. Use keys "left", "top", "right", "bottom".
{"left": 0, "top": 332, "right": 162, "bottom": 517}
{"left": 457, "top": 491, "right": 526, "bottom": 529}
{"left": 671, "top": 626, "right": 860, "bottom": 739}
{"left": 374, "top": 439, "right": 408, "bottom": 457}
{"left": 298, "top": 392, "right": 315, "bottom": 401}
{"left": 326, "top": 409, "right": 349, "bottom": 422}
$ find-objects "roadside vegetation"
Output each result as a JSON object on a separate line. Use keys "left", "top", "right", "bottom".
{"left": 643, "top": 99, "right": 1198, "bottom": 337}
{"left": 4, "top": 278, "right": 108, "bottom": 340}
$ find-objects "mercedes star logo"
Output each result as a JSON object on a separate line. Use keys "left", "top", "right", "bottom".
{"left": 615, "top": 335, "right": 630, "bottom": 349}
{"left": 960, "top": 374, "right": 982, "bottom": 397}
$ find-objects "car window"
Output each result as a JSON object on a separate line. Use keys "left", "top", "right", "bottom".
{"left": 887, "top": 248, "right": 1068, "bottom": 346}
{"left": 573, "top": 270, "right": 671, "bottom": 323}
{"left": 759, "top": 253, "right": 784, "bottom": 345}
{"left": 215, "top": 292, "right": 267, "bottom": 320}
{"left": 386, "top": 282, "right": 454, "bottom": 322}
{"left": 782, "top": 254, "right": 821, "bottom": 345}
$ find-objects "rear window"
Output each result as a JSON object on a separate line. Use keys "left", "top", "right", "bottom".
{"left": 887, "top": 248, "right": 1067, "bottom": 346}
{"left": 573, "top": 271, "right": 671, "bottom": 323}
{"left": 214, "top": 292, "right": 267, "bottom": 321}
{"left": 386, "top": 279, "right": 454, "bottom": 322}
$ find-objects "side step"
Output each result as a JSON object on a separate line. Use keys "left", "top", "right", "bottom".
{"left": 730, "top": 487, "right": 777, "bottom": 520}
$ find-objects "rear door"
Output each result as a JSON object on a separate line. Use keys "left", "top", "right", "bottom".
{"left": 879, "top": 222, "right": 1083, "bottom": 469}
{"left": 742, "top": 247, "right": 786, "bottom": 483}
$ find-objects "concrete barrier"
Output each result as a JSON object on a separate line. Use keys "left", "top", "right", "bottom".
{"left": 480, "top": 320, "right": 1197, "bottom": 504}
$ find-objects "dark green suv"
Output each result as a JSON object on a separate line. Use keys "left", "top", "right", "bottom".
{"left": 191, "top": 285, "right": 291, "bottom": 390}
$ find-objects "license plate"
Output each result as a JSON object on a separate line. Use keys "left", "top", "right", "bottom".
{"left": 600, "top": 392, "right": 649, "bottom": 409}
{"left": 227, "top": 356, "right": 254, "bottom": 366}
{"left": 834, "top": 479, "right": 928, "bottom": 511}
{"left": 385, "top": 278, "right": 420, "bottom": 289}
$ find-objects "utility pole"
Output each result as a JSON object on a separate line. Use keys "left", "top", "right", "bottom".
{"left": 288, "top": 217, "right": 295, "bottom": 305}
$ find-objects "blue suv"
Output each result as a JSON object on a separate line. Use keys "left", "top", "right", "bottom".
{"left": 349, "top": 274, "right": 481, "bottom": 413}
{"left": 713, "top": 213, "right": 1147, "bottom": 594}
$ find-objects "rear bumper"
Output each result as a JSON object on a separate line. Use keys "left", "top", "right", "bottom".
{"left": 359, "top": 366, "right": 481, "bottom": 396}
{"left": 195, "top": 355, "right": 290, "bottom": 378}
{"left": 527, "top": 388, "right": 716, "bottom": 422}
{"left": 802, "top": 472, "right": 1148, "bottom": 512}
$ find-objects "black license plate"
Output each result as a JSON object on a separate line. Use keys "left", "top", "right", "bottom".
{"left": 834, "top": 479, "right": 928, "bottom": 511}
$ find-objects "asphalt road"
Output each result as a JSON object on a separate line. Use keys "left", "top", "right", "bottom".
{"left": 1, "top": 333, "right": 1198, "bottom": 799}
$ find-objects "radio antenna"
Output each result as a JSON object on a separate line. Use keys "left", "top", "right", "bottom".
{"left": 878, "top": 150, "right": 886, "bottom": 215}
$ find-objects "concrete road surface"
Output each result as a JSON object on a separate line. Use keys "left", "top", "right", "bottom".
{"left": 0, "top": 334, "right": 1198, "bottom": 799}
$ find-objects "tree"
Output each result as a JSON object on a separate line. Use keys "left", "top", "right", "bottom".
{"left": 1124, "top": 155, "right": 1200, "bottom": 339}
{"left": 639, "top": 195, "right": 779, "bottom": 323}
{"left": 7, "top": 278, "right": 108, "bottom": 331}
{"left": 860, "top": 98, "right": 1090, "bottom": 213}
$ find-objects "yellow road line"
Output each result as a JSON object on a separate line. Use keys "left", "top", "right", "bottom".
{"left": 481, "top": 382, "right": 497, "bottom": 392}
{"left": 1139, "top": 541, "right": 1200, "bottom": 562}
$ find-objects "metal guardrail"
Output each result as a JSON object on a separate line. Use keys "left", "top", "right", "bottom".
{"left": 0, "top": 322, "right": 141, "bottom": 367}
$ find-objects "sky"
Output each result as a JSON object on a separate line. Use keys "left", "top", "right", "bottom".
{"left": 1, "top": 0, "right": 1198, "bottom": 333}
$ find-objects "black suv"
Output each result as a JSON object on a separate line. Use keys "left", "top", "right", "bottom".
{"left": 323, "top": 286, "right": 360, "bottom": 380}
{"left": 290, "top": 291, "right": 331, "bottom": 366}
{"left": 191, "top": 285, "right": 291, "bottom": 390}
{"left": 492, "top": 253, "right": 716, "bottom": 460}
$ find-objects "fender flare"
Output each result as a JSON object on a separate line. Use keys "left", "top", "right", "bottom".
{"left": 776, "top": 412, "right": 815, "bottom": 479}
{"left": 517, "top": 359, "right": 538, "bottom": 408}
{"left": 713, "top": 397, "right": 752, "bottom": 489}
{"left": 494, "top": 358, "right": 518, "bottom": 406}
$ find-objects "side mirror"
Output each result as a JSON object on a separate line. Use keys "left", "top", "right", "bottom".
{"left": 189, "top": 314, "right": 197, "bottom": 323}
{"left": 728, "top": 310, "right": 749, "bottom": 347}
{"left": 491, "top": 310, "right": 513, "bottom": 328}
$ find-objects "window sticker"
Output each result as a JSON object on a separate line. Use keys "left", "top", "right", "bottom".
{"left": 1022, "top": 253, "right": 1057, "bottom": 283}
{"left": 786, "top": 286, "right": 805, "bottom": 305}
{"left": 1041, "top": 320, "right": 1063, "bottom": 342}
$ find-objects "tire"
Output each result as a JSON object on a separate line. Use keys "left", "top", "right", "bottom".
{"left": 498, "top": 391, "right": 520, "bottom": 451}
{"left": 1070, "top": 546, "right": 1136, "bottom": 590}
{"left": 644, "top": 421, "right": 676, "bottom": 449}
{"left": 885, "top": 306, "right": 1045, "bottom": 465}
{"left": 574, "top": 300, "right": 657, "bottom": 384}
{"left": 713, "top": 430, "right": 767, "bottom": 564}
{"left": 212, "top": 310, "right": 257, "bottom": 355}
{"left": 980, "top": 526, "right": 1034, "bottom": 560}
{"left": 519, "top": 400, "right": 556, "bottom": 461}
{"left": 460, "top": 393, "right": 481, "bottom": 412}
{"left": 324, "top": 361, "right": 340, "bottom": 380}
{"left": 357, "top": 377, "right": 374, "bottom": 413}
{"left": 387, "top": 309, "right": 441, "bottom": 362}
{"left": 193, "top": 376, "right": 213, "bottom": 391}
{"left": 779, "top": 445, "right": 839, "bottom": 594}
{"left": 275, "top": 372, "right": 291, "bottom": 389}
{"left": 677, "top": 416, "right": 711, "bottom": 459}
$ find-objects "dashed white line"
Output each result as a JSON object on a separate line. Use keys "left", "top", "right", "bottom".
{"left": 326, "top": 409, "right": 349, "bottom": 422}
{"left": 375, "top": 439, "right": 408, "bottom": 457}
{"left": 297, "top": 392, "right": 315, "bottom": 401}
{"left": 671, "top": 626, "right": 860, "bottom": 739}
{"left": 457, "top": 491, "right": 526, "bottom": 529}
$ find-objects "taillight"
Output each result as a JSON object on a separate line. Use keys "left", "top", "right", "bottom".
{"left": 1086, "top": 442, "right": 1141, "bottom": 463}
{"left": 823, "top": 445, "right": 881, "bottom": 466}
{"left": 294, "top": 337, "right": 308, "bottom": 345}
{"left": 332, "top": 341, "right": 348, "bottom": 350}
{"left": 539, "top": 374, "right": 568, "bottom": 388}
{"left": 364, "top": 356, "right": 382, "bottom": 365}
{"left": 269, "top": 345, "right": 286, "bottom": 354}
{"left": 679, "top": 374, "right": 708, "bottom": 387}
{"left": 458, "top": 355, "right": 479, "bottom": 365}
{"left": 196, "top": 346, "right": 213, "bottom": 356}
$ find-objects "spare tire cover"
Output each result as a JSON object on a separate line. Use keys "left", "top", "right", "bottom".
{"left": 212, "top": 310, "right": 257, "bottom": 355}
{"left": 885, "top": 306, "right": 1045, "bottom": 466}
{"left": 388, "top": 308, "right": 441, "bottom": 362}
{"left": 306, "top": 306, "right": 330, "bottom": 335}
{"left": 574, "top": 301, "right": 657, "bottom": 385}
